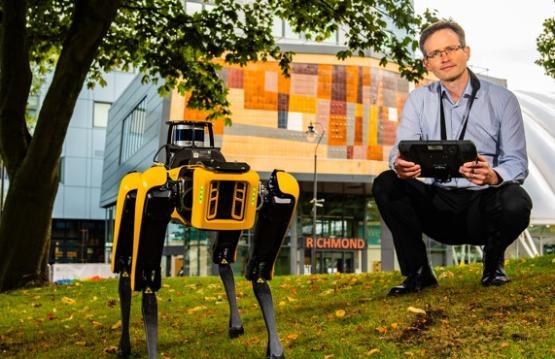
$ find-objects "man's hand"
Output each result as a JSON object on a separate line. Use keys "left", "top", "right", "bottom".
{"left": 394, "top": 154, "right": 421, "bottom": 180}
{"left": 459, "top": 154, "right": 500, "bottom": 185}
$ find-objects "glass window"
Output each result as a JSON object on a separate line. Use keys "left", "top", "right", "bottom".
{"left": 93, "top": 102, "right": 111, "bottom": 128}
{"left": 120, "top": 97, "right": 147, "bottom": 163}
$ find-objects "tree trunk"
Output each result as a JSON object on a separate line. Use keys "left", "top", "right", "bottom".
{"left": 0, "top": 167, "right": 58, "bottom": 291}
{"left": 0, "top": 0, "right": 122, "bottom": 291}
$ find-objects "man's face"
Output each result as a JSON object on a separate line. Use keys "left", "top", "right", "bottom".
{"left": 422, "top": 29, "right": 470, "bottom": 82}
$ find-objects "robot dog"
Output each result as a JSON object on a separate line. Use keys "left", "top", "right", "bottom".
{"left": 110, "top": 120, "right": 298, "bottom": 359}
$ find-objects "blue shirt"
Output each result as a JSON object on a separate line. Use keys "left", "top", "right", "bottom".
{"left": 389, "top": 77, "right": 528, "bottom": 189}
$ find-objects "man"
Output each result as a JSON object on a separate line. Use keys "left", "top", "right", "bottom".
{"left": 373, "top": 19, "right": 532, "bottom": 296}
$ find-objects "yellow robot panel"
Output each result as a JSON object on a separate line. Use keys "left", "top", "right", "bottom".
{"left": 111, "top": 172, "right": 141, "bottom": 273}
{"left": 191, "top": 167, "right": 259, "bottom": 230}
{"left": 130, "top": 165, "right": 169, "bottom": 290}
{"left": 275, "top": 171, "right": 300, "bottom": 200}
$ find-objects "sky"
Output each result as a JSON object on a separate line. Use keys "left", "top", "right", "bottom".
{"left": 413, "top": 0, "right": 555, "bottom": 92}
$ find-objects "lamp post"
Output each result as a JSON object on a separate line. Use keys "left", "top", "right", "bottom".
{"left": 306, "top": 122, "right": 325, "bottom": 274}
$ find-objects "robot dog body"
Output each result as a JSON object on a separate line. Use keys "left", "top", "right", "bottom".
{"left": 111, "top": 121, "right": 298, "bottom": 358}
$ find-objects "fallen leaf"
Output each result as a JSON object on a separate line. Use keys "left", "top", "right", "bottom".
{"left": 47, "top": 312, "right": 56, "bottom": 321}
{"left": 375, "top": 326, "right": 387, "bottom": 335}
{"left": 438, "top": 271, "right": 454, "bottom": 280}
{"left": 187, "top": 305, "right": 207, "bottom": 314}
{"left": 61, "top": 315, "right": 74, "bottom": 322}
{"left": 104, "top": 346, "right": 118, "bottom": 354}
{"left": 390, "top": 323, "right": 399, "bottom": 330}
{"left": 407, "top": 306, "right": 426, "bottom": 315}
{"left": 111, "top": 321, "right": 122, "bottom": 330}
{"left": 324, "top": 355, "right": 334, "bottom": 359}
{"left": 500, "top": 342, "right": 509, "bottom": 348}
{"left": 367, "top": 348, "right": 380, "bottom": 356}
{"left": 75, "top": 341, "right": 86, "bottom": 346}
{"left": 404, "top": 351, "right": 414, "bottom": 357}
{"left": 286, "top": 333, "right": 299, "bottom": 340}
{"left": 31, "top": 302, "right": 41, "bottom": 308}
{"left": 61, "top": 296, "right": 76, "bottom": 305}
{"left": 278, "top": 301, "right": 286, "bottom": 307}
{"left": 335, "top": 309, "right": 346, "bottom": 318}
{"left": 286, "top": 296, "right": 296, "bottom": 302}
{"left": 91, "top": 320, "right": 103, "bottom": 328}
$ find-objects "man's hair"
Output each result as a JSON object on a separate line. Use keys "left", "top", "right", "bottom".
{"left": 419, "top": 19, "right": 466, "bottom": 56}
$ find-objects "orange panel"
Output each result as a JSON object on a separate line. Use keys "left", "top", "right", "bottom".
{"left": 367, "top": 145, "right": 383, "bottom": 161}
{"left": 346, "top": 66, "right": 359, "bottom": 103}
{"left": 278, "top": 72, "right": 291, "bottom": 94}
{"left": 317, "top": 64, "right": 332, "bottom": 99}
{"left": 244, "top": 69, "right": 267, "bottom": 110}
{"left": 328, "top": 115, "right": 346, "bottom": 146}
{"left": 354, "top": 116, "right": 363, "bottom": 145}
{"left": 289, "top": 95, "right": 316, "bottom": 113}
{"left": 362, "top": 67, "right": 371, "bottom": 87}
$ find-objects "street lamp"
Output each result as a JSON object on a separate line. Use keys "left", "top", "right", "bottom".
{"left": 306, "top": 122, "right": 325, "bottom": 274}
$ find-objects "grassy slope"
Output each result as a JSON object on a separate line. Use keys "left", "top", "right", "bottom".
{"left": 0, "top": 255, "right": 553, "bottom": 359}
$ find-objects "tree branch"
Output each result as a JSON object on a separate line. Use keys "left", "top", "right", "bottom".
{"left": 25, "top": 0, "right": 122, "bottom": 173}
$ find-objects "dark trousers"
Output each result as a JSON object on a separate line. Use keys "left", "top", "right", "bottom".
{"left": 373, "top": 170, "right": 532, "bottom": 276}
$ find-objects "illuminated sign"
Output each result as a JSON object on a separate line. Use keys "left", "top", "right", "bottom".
{"left": 304, "top": 237, "right": 366, "bottom": 250}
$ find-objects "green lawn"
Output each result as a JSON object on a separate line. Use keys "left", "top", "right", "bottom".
{"left": 1, "top": 255, "right": 554, "bottom": 358}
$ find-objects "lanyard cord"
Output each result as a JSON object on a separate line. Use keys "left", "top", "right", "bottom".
{"left": 439, "top": 69, "right": 481, "bottom": 140}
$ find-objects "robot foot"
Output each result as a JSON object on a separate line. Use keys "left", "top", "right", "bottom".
{"left": 228, "top": 324, "right": 245, "bottom": 339}
{"left": 117, "top": 335, "right": 131, "bottom": 358}
{"left": 266, "top": 344, "right": 285, "bottom": 359}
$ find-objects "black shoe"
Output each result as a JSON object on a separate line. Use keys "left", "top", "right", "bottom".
{"left": 481, "top": 250, "right": 510, "bottom": 286}
{"left": 388, "top": 265, "right": 438, "bottom": 296}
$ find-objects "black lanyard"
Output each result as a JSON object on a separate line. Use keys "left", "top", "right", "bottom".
{"left": 439, "top": 69, "right": 481, "bottom": 140}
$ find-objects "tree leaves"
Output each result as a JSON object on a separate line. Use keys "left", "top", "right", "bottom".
{"left": 536, "top": 15, "right": 555, "bottom": 79}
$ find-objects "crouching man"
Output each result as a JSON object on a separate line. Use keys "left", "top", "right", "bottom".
{"left": 373, "top": 19, "right": 532, "bottom": 296}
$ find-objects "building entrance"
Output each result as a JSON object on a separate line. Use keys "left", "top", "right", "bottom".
{"left": 316, "top": 251, "right": 354, "bottom": 274}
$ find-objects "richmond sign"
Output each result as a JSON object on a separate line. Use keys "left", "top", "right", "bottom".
{"left": 304, "top": 237, "right": 367, "bottom": 250}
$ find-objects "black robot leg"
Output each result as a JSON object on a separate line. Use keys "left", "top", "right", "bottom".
{"left": 252, "top": 280, "right": 284, "bottom": 359}
{"left": 132, "top": 188, "right": 173, "bottom": 359}
{"left": 142, "top": 288, "right": 158, "bottom": 359}
{"left": 213, "top": 230, "right": 244, "bottom": 338}
{"left": 117, "top": 267, "right": 132, "bottom": 358}
{"left": 112, "top": 191, "right": 136, "bottom": 358}
{"left": 246, "top": 170, "right": 298, "bottom": 359}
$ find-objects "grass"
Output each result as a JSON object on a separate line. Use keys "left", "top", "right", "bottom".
{"left": 1, "top": 255, "right": 554, "bottom": 359}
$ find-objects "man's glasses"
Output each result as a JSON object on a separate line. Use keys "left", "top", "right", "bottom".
{"left": 425, "top": 45, "right": 464, "bottom": 60}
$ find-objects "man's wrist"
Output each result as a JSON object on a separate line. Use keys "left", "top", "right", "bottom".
{"left": 487, "top": 169, "right": 500, "bottom": 185}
